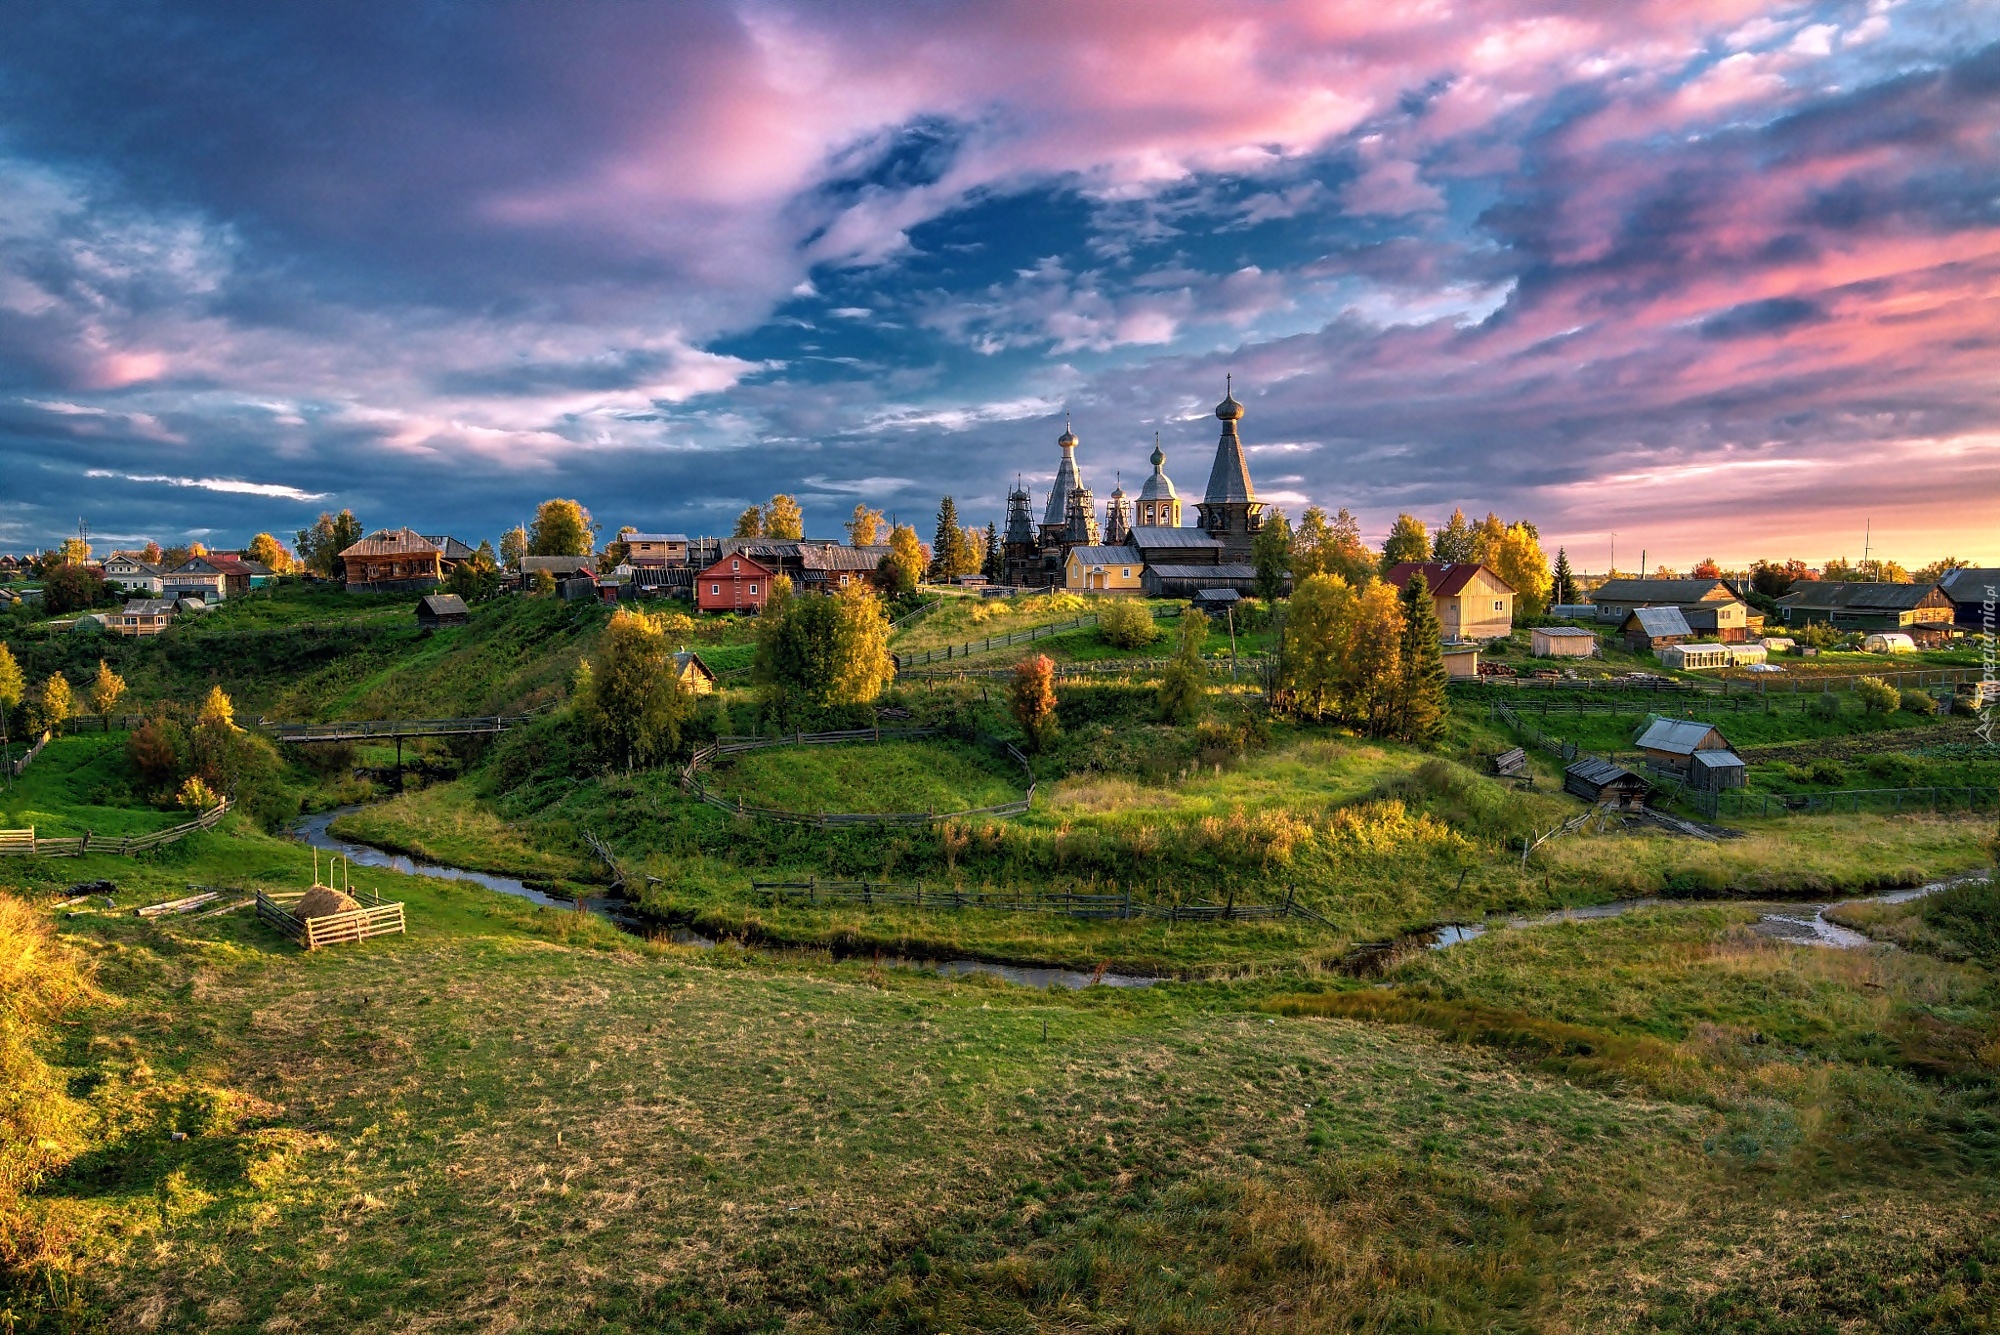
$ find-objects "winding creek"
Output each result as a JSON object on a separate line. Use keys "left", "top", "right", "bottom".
{"left": 294, "top": 806, "right": 1987, "bottom": 988}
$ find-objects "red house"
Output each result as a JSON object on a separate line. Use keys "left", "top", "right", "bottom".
{"left": 695, "top": 552, "right": 774, "bottom": 614}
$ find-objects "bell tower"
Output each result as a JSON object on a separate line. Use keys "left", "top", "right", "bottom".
{"left": 1195, "top": 375, "right": 1262, "bottom": 560}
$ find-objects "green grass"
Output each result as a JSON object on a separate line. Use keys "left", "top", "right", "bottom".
{"left": 709, "top": 737, "right": 1027, "bottom": 814}
{"left": 0, "top": 735, "right": 196, "bottom": 839}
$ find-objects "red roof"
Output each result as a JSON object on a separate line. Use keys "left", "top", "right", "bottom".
{"left": 1383, "top": 561, "right": 1515, "bottom": 598}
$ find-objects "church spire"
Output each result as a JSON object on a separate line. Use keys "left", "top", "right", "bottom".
{"left": 1196, "top": 376, "right": 1262, "bottom": 556}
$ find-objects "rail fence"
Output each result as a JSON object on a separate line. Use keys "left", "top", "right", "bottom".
{"left": 0, "top": 799, "right": 232, "bottom": 858}
{"left": 264, "top": 713, "right": 538, "bottom": 743}
{"left": 680, "top": 726, "right": 1035, "bottom": 826}
{"left": 891, "top": 604, "right": 1181, "bottom": 670}
{"left": 7, "top": 731, "right": 50, "bottom": 778}
{"left": 751, "top": 877, "right": 1331, "bottom": 925}
{"left": 1489, "top": 701, "right": 1588, "bottom": 764}
{"left": 1691, "top": 785, "right": 2000, "bottom": 820}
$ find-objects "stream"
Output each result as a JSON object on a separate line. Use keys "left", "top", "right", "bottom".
{"left": 289, "top": 808, "right": 1155, "bottom": 989}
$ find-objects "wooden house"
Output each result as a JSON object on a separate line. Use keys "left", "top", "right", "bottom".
{"left": 102, "top": 553, "right": 164, "bottom": 594}
{"left": 1588, "top": 577, "right": 1739, "bottom": 621}
{"left": 623, "top": 532, "right": 689, "bottom": 568}
{"left": 340, "top": 528, "right": 466, "bottom": 592}
{"left": 696, "top": 552, "right": 774, "bottom": 614}
{"left": 519, "top": 555, "right": 595, "bottom": 589}
{"left": 1620, "top": 605, "right": 1691, "bottom": 652}
{"left": 415, "top": 593, "right": 470, "bottom": 629}
{"left": 1063, "top": 544, "right": 1144, "bottom": 593}
{"left": 113, "top": 598, "right": 176, "bottom": 637}
{"left": 1383, "top": 562, "right": 1515, "bottom": 643}
{"left": 1938, "top": 568, "right": 2000, "bottom": 630}
{"left": 1532, "top": 626, "right": 1597, "bottom": 657}
{"left": 1775, "top": 581, "right": 1954, "bottom": 640}
{"left": 799, "top": 543, "right": 893, "bottom": 593}
{"left": 672, "top": 651, "right": 717, "bottom": 696}
{"left": 1141, "top": 563, "right": 1259, "bottom": 598}
{"left": 1634, "top": 717, "right": 1746, "bottom": 792}
{"left": 162, "top": 557, "right": 230, "bottom": 602}
{"left": 1564, "top": 758, "right": 1651, "bottom": 809}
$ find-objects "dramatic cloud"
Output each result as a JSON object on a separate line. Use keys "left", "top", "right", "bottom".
{"left": 0, "top": 0, "right": 1994, "bottom": 566}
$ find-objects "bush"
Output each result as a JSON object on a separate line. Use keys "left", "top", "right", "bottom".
{"left": 1899, "top": 689, "right": 1937, "bottom": 716}
{"left": 1804, "top": 693, "right": 1841, "bottom": 720}
{"left": 1853, "top": 675, "right": 1900, "bottom": 715}
{"left": 1096, "top": 600, "right": 1159, "bottom": 649}
{"left": 1807, "top": 758, "right": 1845, "bottom": 785}
{"left": 1794, "top": 621, "right": 1842, "bottom": 649}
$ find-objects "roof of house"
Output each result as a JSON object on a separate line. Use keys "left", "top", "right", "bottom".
{"left": 418, "top": 594, "right": 469, "bottom": 616}
{"left": 166, "top": 557, "right": 224, "bottom": 576}
{"left": 1147, "top": 563, "right": 1258, "bottom": 579}
{"left": 122, "top": 599, "right": 176, "bottom": 615}
{"left": 1383, "top": 561, "right": 1516, "bottom": 598}
{"left": 673, "top": 650, "right": 715, "bottom": 679}
{"left": 341, "top": 527, "right": 441, "bottom": 558}
{"left": 799, "top": 544, "right": 892, "bottom": 572}
{"left": 1535, "top": 625, "right": 1597, "bottom": 638}
{"left": 1192, "top": 587, "right": 1241, "bottom": 605}
{"left": 1590, "top": 578, "right": 1733, "bottom": 605}
{"left": 1128, "top": 525, "right": 1223, "bottom": 550}
{"left": 1774, "top": 581, "right": 1946, "bottom": 611}
{"left": 624, "top": 532, "right": 688, "bottom": 544}
{"left": 1566, "top": 757, "right": 1648, "bottom": 788}
{"left": 420, "top": 535, "right": 476, "bottom": 561}
{"left": 1635, "top": 717, "right": 1729, "bottom": 756}
{"left": 1623, "top": 606, "right": 1692, "bottom": 638}
{"left": 1692, "top": 749, "right": 1748, "bottom": 770}
{"left": 520, "top": 554, "right": 595, "bottom": 573}
{"left": 1938, "top": 568, "right": 2000, "bottom": 601}
{"left": 204, "top": 553, "right": 256, "bottom": 576}
{"left": 1066, "top": 545, "right": 1142, "bottom": 565}
{"left": 698, "top": 551, "right": 775, "bottom": 576}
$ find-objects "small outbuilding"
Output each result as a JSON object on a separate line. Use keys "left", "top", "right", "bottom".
{"left": 1863, "top": 632, "right": 1918, "bottom": 654}
{"left": 1532, "top": 626, "right": 1597, "bottom": 658}
{"left": 672, "top": 650, "right": 717, "bottom": 697}
{"left": 1620, "top": 605, "right": 1691, "bottom": 653}
{"left": 416, "top": 593, "right": 470, "bottom": 629}
{"left": 1564, "top": 758, "right": 1652, "bottom": 809}
{"left": 1633, "top": 717, "right": 1747, "bottom": 791}
{"left": 1442, "top": 644, "right": 1482, "bottom": 679}
{"left": 1657, "top": 643, "right": 1731, "bottom": 670}
{"left": 1191, "top": 587, "right": 1240, "bottom": 614}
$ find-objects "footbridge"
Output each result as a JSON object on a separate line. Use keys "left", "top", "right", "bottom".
{"left": 262, "top": 713, "right": 539, "bottom": 744}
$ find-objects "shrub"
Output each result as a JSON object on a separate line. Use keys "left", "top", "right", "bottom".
{"left": 1010, "top": 654, "right": 1059, "bottom": 752}
{"left": 1794, "top": 621, "right": 1842, "bottom": 649}
{"left": 1096, "top": 600, "right": 1159, "bottom": 649}
{"left": 1807, "top": 758, "right": 1845, "bottom": 785}
{"left": 177, "top": 774, "right": 220, "bottom": 812}
{"left": 1853, "top": 676, "right": 1900, "bottom": 715}
{"left": 1899, "top": 689, "right": 1937, "bottom": 716}
{"left": 1804, "top": 693, "right": 1841, "bottom": 720}
{"left": 1864, "top": 753, "right": 1921, "bottom": 785}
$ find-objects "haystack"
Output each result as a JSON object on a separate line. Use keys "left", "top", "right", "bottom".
{"left": 294, "top": 886, "right": 361, "bottom": 920}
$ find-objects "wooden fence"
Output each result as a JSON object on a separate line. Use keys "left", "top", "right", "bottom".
{"left": 679, "top": 727, "right": 1036, "bottom": 826}
{"left": 255, "top": 887, "right": 407, "bottom": 950}
{"left": 891, "top": 604, "right": 1181, "bottom": 670}
{"left": 1692, "top": 785, "right": 2000, "bottom": 820}
{"left": 0, "top": 799, "right": 232, "bottom": 858}
{"left": 7, "top": 731, "right": 50, "bottom": 778}
{"left": 58, "top": 713, "right": 148, "bottom": 734}
{"left": 1489, "top": 701, "right": 1588, "bottom": 764}
{"left": 751, "top": 877, "right": 1331, "bottom": 925}
{"left": 265, "top": 713, "right": 537, "bottom": 743}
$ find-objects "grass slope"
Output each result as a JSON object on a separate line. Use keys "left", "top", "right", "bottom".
{"left": 709, "top": 737, "right": 1026, "bottom": 815}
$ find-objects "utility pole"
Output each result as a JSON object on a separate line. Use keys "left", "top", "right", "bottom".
{"left": 1862, "top": 518, "right": 1872, "bottom": 579}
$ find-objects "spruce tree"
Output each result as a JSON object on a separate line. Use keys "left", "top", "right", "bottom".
{"left": 931, "top": 497, "right": 964, "bottom": 581}
{"left": 983, "top": 522, "right": 1002, "bottom": 580}
{"left": 1552, "top": 547, "right": 1577, "bottom": 606}
{"left": 1394, "top": 573, "right": 1449, "bottom": 743}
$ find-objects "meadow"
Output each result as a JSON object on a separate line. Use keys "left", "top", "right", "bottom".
{"left": 3, "top": 582, "right": 1998, "bottom": 1331}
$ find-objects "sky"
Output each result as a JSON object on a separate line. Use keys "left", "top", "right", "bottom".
{"left": 1, "top": 0, "right": 1996, "bottom": 572}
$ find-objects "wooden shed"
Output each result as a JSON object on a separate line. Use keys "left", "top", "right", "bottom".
{"left": 416, "top": 593, "right": 470, "bottom": 629}
{"left": 672, "top": 651, "right": 717, "bottom": 696}
{"left": 1532, "top": 626, "right": 1597, "bottom": 657}
{"left": 1620, "top": 605, "right": 1691, "bottom": 653}
{"left": 1633, "top": 717, "right": 1746, "bottom": 791}
{"left": 1441, "top": 644, "right": 1481, "bottom": 679}
{"left": 1563, "top": 758, "right": 1652, "bottom": 809}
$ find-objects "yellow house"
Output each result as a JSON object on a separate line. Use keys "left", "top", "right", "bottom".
{"left": 672, "top": 651, "right": 717, "bottom": 696}
{"left": 1064, "top": 545, "right": 1145, "bottom": 593}
{"left": 1384, "top": 562, "right": 1516, "bottom": 643}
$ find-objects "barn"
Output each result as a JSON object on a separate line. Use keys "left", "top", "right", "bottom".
{"left": 1620, "top": 605, "right": 1691, "bottom": 653}
{"left": 1532, "top": 626, "right": 1597, "bottom": 657}
{"left": 415, "top": 593, "right": 470, "bottom": 629}
{"left": 1563, "top": 758, "right": 1652, "bottom": 808}
{"left": 1633, "top": 717, "right": 1747, "bottom": 791}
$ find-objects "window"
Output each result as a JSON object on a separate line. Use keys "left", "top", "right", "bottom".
{"left": 1122, "top": 568, "right": 1131, "bottom": 578}
{"left": 839, "top": 574, "right": 850, "bottom": 586}
{"left": 1494, "top": 599, "right": 1504, "bottom": 611}
{"left": 749, "top": 584, "right": 758, "bottom": 595}
{"left": 711, "top": 584, "right": 720, "bottom": 595}
{"left": 731, "top": 559, "right": 739, "bottom": 571}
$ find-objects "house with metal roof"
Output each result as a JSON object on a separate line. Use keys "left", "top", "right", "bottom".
{"left": 1936, "top": 568, "right": 2000, "bottom": 630}
{"left": 1142, "top": 563, "right": 1259, "bottom": 598}
{"left": 1383, "top": 562, "right": 1516, "bottom": 643}
{"left": 1619, "top": 605, "right": 1692, "bottom": 652}
{"left": 1588, "top": 578, "right": 1752, "bottom": 640}
{"left": 623, "top": 532, "right": 690, "bottom": 568}
{"left": 101, "top": 553, "right": 164, "bottom": 594}
{"left": 1634, "top": 717, "right": 1747, "bottom": 791}
{"left": 1063, "top": 544, "right": 1144, "bottom": 594}
{"left": 1775, "top": 581, "right": 1953, "bottom": 638}
{"left": 113, "top": 598, "right": 177, "bottom": 637}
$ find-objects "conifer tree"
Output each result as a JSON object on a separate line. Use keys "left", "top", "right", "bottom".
{"left": 982, "top": 522, "right": 1002, "bottom": 580}
{"left": 930, "top": 497, "right": 974, "bottom": 580}
{"left": 1394, "top": 573, "right": 1449, "bottom": 743}
{"left": 1552, "top": 547, "right": 1577, "bottom": 606}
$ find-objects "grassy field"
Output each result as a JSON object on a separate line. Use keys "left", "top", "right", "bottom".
{"left": 6, "top": 599, "right": 2000, "bottom": 1331}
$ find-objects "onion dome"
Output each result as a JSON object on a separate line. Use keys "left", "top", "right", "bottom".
{"left": 1215, "top": 373, "right": 1244, "bottom": 422}
{"left": 1139, "top": 432, "right": 1177, "bottom": 501}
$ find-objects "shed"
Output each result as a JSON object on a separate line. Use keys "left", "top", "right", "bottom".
{"left": 1532, "top": 626, "right": 1597, "bottom": 657}
{"left": 1191, "top": 587, "right": 1240, "bottom": 613}
{"left": 416, "top": 593, "right": 470, "bottom": 629}
{"left": 1690, "top": 749, "right": 1749, "bottom": 792}
{"left": 1634, "top": 717, "right": 1743, "bottom": 787}
{"left": 1441, "top": 644, "right": 1481, "bottom": 679}
{"left": 1620, "top": 605, "right": 1691, "bottom": 652}
{"left": 1564, "top": 758, "right": 1651, "bottom": 809}
{"left": 1863, "top": 632, "right": 1917, "bottom": 653}
{"left": 672, "top": 651, "right": 717, "bottom": 696}
{"left": 1657, "top": 643, "right": 1731, "bottom": 670}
